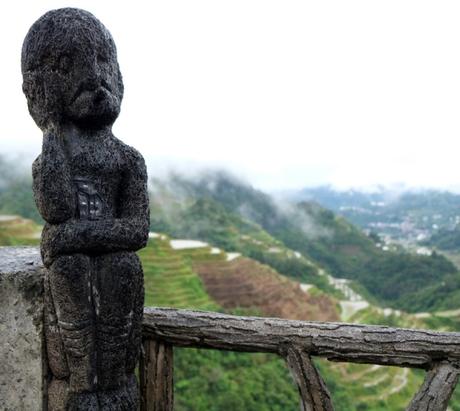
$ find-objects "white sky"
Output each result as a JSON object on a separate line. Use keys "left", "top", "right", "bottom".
{"left": 2, "top": 1, "right": 460, "bottom": 191}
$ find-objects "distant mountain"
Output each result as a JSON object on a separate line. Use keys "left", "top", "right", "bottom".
{"left": 289, "top": 185, "right": 460, "bottom": 244}
{"left": 286, "top": 185, "right": 388, "bottom": 210}
{"left": 150, "top": 172, "right": 460, "bottom": 313}
{"left": 425, "top": 227, "right": 460, "bottom": 251}
{"left": 150, "top": 174, "right": 335, "bottom": 295}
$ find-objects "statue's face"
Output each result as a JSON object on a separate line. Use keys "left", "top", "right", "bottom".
{"left": 22, "top": 9, "right": 124, "bottom": 130}
{"left": 57, "top": 31, "right": 122, "bottom": 128}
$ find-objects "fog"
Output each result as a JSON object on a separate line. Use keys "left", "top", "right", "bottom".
{"left": 3, "top": 1, "right": 460, "bottom": 192}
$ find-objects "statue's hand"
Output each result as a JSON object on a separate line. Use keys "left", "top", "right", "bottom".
{"left": 41, "top": 219, "right": 91, "bottom": 265}
{"left": 33, "top": 135, "right": 75, "bottom": 224}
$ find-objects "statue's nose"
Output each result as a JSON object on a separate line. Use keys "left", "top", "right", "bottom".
{"left": 85, "top": 57, "right": 103, "bottom": 87}
{"left": 85, "top": 69, "right": 101, "bottom": 89}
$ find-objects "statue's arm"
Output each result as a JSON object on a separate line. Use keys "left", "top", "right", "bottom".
{"left": 41, "top": 149, "right": 149, "bottom": 263}
{"left": 32, "top": 133, "right": 75, "bottom": 224}
{"left": 84, "top": 150, "right": 150, "bottom": 252}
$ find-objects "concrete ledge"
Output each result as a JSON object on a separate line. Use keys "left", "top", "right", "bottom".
{"left": 0, "top": 246, "right": 45, "bottom": 410}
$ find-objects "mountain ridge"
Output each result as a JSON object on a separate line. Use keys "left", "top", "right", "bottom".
{"left": 149, "top": 171, "right": 460, "bottom": 313}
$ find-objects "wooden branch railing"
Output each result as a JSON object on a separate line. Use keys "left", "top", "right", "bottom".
{"left": 139, "top": 307, "right": 460, "bottom": 411}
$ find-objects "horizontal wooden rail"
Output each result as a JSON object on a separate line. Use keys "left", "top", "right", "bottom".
{"left": 142, "top": 307, "right": 460, "bottom": 368}
{"left": 140, "top": 307, "right": 460, "bottom": 411}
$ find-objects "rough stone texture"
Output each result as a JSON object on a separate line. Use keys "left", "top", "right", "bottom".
{"left": 22, "top": 8, "right": 149, "bottom": 410}
{"left": 0, "top": 246, "right": 45, "bottom": 411}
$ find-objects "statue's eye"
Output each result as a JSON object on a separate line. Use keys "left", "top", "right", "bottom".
{"left": 97, "top": 53, "right": 109, "bottom": 65}
{"left": 58, "top": 55, "right": 72, "bottom": 74}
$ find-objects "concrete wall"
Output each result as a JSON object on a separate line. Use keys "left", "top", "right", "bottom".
{"left": 0, "top": 246, "right": 45, "bottom": 411}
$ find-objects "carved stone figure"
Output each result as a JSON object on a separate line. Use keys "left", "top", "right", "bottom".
{"left": 21, "top": 8, "right": 149, "bottom": 410}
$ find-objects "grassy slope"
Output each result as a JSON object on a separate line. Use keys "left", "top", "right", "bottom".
{"left": 137, "top": 229, "right": 460, "bottom": 409}
{"left": 137, "top": 236, "right": 432, "bottom": 411}
{"left": 150, "top": 183, "right": 338, "bottom": 296}
{"left": 138, "top": 237, "right": 218, "bottom": 310}
{"left": 153, "top": 173, "right": 460, "bottom": 313}
{"left": 194, "top": 256, "right": 340, "bottom": 322}
{"left": 0, "top": 216, "right": 41, "bottom": 246}
{"left": 139, "top": 236, "right": 303, "bottom": 410}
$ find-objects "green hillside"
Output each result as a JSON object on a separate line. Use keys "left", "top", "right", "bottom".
{"left": 127, "top": 235, "right": 460, "bottom": 411}
{"left": 138, "top": 236, "right": 218, "bottom": 310}
{"left": 151, "top": 178, "right": 337, "bottom": 296}
{"left": 0, "top": 215, "right": 41, "bottom": 246}
{"left": 150, "top": 172, "right": 460, "bottom": 313}
{"left": 426, "top": 226, "right": 460, "bottom": 251}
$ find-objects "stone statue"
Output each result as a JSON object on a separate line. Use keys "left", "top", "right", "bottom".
{"left": 21, "top": 8, "right": 149, "bottom": 410}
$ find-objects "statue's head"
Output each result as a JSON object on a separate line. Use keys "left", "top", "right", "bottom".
{"left": 21, "top": 8, "right": 124, "bottom": 131}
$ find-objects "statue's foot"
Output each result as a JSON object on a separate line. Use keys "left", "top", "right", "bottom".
{"left": 68, "top": 392, "right": 99, "bottom": 411}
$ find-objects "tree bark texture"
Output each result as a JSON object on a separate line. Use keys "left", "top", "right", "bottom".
{"left": 140, "top": 339, "right": 174, "bottom": 411}
{"left": 407, "top": 361, "right": 460, "bottom": 411}
{"left": 285, "top": 346, "right": 334, "bottom": 411}
{"left": 142, "top": 307, "right": 460, "bottom": 369}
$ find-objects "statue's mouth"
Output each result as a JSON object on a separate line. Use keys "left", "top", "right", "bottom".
{"left": 93, "top": 87, "right": 109, "bottom": 105}
{"left": 71, "top": 79, "right": 113, "bottom": 104}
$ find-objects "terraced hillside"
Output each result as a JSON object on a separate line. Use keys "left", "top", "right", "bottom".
{"left": 138, "top": 235, "right": 460, "bottom": 410}
{"left": 315, "top": 268, "right": 460, "bottom": 410}
{"left": 137, "top": 235, "right": 219, "bottom": 310}
{"left": 0, "top": 215, "right": 41, "bottom": 246}
{"left": 150, "top": 178, "right": 336, "bottom": 295}
{"left": 150, "top": 172, "right": 460, "bottom": 314}
{"left": 194, "top": 256, "right": 339, "bottom": 321}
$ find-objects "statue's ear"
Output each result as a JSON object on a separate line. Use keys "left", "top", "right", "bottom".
{"left": 22, "top": 71, "right": 36, "bottom": 102}
{"left": 117, "top": 66, "right": 124, "bottom": 102}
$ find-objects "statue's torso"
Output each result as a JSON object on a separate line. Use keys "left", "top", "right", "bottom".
{"left": 67, "top": 135, "right": 125, "bottom": 220}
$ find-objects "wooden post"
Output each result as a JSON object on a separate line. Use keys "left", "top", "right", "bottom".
{"left": 406, "top": 362, "right": 460, "bottom": 411}
{"left": 285, "top": 346, "right": 334, "bottom": 411}
{"left": 140, "top": 339, "right": 174, "bottom": 411}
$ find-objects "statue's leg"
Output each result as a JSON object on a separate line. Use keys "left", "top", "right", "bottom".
{"left": 126, "top": 255, "right": 144, "bottom": 375}
{"left": 45, "top": 269, "right": 70, "bottom": 411}
{"left": 94, "top": 251, "right": 143, "bottom": 410}
{"left": 47, "top": 254, "right": 98, "bottom": 410}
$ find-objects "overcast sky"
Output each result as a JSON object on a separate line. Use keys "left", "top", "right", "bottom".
{"left": 2, "top": 1, "right": 460, "bottom": 191}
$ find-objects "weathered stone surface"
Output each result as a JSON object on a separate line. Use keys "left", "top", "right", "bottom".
{"left": 0, "top": 246, "right": 45, "bottom": 411}
{"left": 22, "top": 8, "right": 149, "bottom": 410}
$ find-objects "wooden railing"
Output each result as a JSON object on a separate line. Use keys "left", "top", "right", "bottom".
{"left": 139, "top": 307, "right": 460, "bottom": 411}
